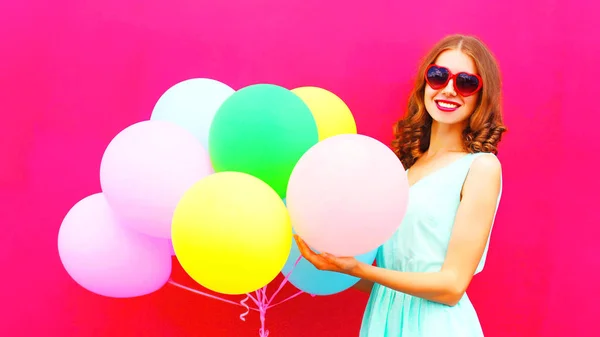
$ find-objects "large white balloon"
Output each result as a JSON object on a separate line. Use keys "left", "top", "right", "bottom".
{"left": 286, "top": 134, "right": 409, "bottom": 257}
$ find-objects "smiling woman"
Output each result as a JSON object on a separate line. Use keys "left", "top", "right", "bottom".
{"left": 396, "top": 35, "right": 506, "bottom": 169}
{"left": 295, "top": 34, "right": 507, "bottom": 337}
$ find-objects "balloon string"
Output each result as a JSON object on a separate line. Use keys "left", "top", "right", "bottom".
{"left": 169, "top": 256, "right": 310, "bottom": 336}
{"left": 167, "top": 279, "right": 259, "bottom": 322}
{"left": 266, "top": 256, "right": 302, "bottom": 306}
{"left": 267, "top": 290, "right": 308, "bottom": 309}
{"left": 239, "top": 295, "right": 252, "bottom": 321}
{"left": 256, "top": 287, "right": 269, "bottom": 337}
{"left": 251, "top": 256, "right": 304, "bottom": 336}
{"left": 245, "top": 291, "right": 261, "bottom": 306}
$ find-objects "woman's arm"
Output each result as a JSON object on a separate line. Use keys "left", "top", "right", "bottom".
{"left": 348, "top": 155, "right": 502, "bottom": 306}
{"left": 295, "top": 154, "right": 502, "bottom": 306}
{"left": 352, "top": 279, "right": 374, "bottom": 293}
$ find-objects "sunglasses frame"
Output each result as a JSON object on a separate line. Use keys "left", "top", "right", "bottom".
{"left": 425, "top": 64, "right": 483, "bottom": 97}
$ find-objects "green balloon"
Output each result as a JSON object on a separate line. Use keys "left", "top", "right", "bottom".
{"left": 208, "top": 84, "right": 319, "bottom": 198}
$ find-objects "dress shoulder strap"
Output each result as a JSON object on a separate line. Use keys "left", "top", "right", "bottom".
{"left": 444, "top": 153, "right": 487, "bottom": 191}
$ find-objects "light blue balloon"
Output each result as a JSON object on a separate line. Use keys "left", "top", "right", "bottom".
{"left": 150, "top": 78, "right": 235, "bottom": 149}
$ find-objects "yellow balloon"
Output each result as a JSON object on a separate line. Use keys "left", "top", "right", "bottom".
{"left": 171, "top": 172, "right": 292, "bottom": 295}
{"left": 292, "top": 86, "right": 357, "bottom": 141}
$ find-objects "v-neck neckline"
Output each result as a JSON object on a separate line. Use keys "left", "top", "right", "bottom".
{"left": 407, "top": 153, "right": 471, "bottom": 189}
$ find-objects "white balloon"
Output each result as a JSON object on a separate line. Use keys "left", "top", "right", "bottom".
{"left": 151, "top": 78, "right": 235, "bottom": 149}
{"left": 57, "top": 193, "right": 172, "bottom": 298}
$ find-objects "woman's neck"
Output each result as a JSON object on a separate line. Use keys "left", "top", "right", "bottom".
{"left": 425, "top": 120, "right": 466, "bottom": 157}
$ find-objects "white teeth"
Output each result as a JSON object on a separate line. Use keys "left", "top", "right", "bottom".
{"left": 437, "top": 101, "right": 459, "bottom": 109}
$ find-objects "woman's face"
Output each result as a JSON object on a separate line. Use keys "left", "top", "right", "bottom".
{"left": 424, "top": 49, "right": 480, "bottom": 126}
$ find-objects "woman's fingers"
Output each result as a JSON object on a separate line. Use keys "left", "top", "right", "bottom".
{"left": 294, "top": 235, "right": 328, "bottom": 270}
{"left": 294, "top": 235, "right": 315, "bottom": 259}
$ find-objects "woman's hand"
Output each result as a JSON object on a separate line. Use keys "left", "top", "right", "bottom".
{"left": 294, "top": 235, "right": 360, "bottom": 274}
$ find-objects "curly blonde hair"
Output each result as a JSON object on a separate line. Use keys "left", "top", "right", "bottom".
{"left": 392, "top": 34, "right": 507, "bottom": 169}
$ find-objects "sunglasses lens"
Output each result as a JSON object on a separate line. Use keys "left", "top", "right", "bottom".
{"left": 426, "top": 66, "right": 449, "bottom": 89}
{"left": 456, "top": 73, "right": 480, "bottom": 95}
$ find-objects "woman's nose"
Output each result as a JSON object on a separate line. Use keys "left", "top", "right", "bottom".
{"left": 441, "top": 79, "right": 457, "bottom": 96}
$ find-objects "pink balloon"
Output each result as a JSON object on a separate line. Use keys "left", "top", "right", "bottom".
{"left": 57, "top": 193, "right": 172, "bottom": 298}
{"left": 100, "top": 120, "right": 213, "bottom": 238}
{"left": 286, "top": 134, "right": 409, "bottom": 256}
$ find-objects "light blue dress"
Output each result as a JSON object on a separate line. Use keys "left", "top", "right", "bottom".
{"left": 360, "top": 153, "right": 501, "bottom": 337}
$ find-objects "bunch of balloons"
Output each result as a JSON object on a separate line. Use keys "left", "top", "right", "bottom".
{"left": 57, "top": 77, "right": 410, "bottom": 309}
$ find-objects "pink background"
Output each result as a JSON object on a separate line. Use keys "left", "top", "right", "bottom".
{"left": 1, "top": 1, "right": 598, "bottom": 336}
